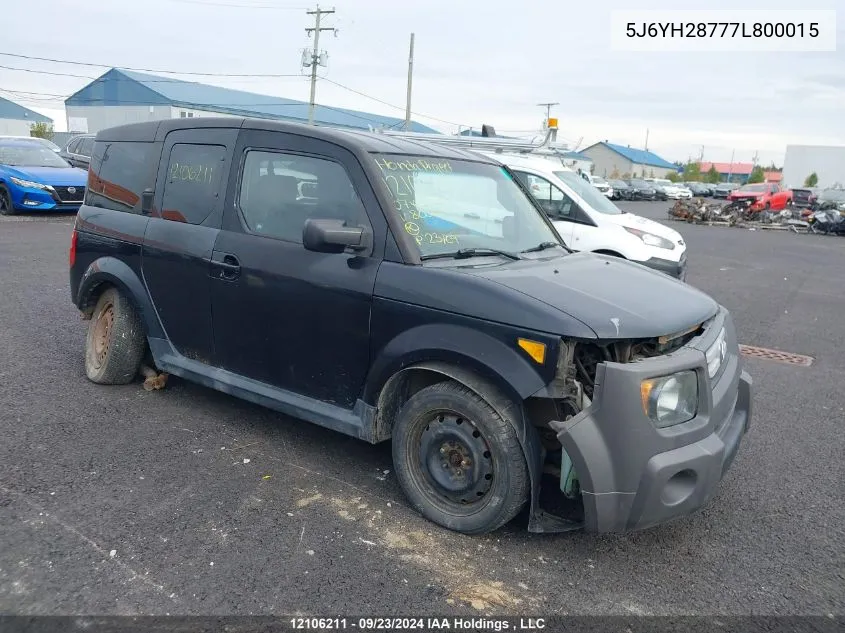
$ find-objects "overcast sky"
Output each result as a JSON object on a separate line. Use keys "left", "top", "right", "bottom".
{"left": 2, "top": 0, "right": 842, "bottom": 165}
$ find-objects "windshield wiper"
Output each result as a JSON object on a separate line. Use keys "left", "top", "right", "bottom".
{"left": 421, "top": 247, "right": 522, "bottom": 261}
{"left": 521, "top": 241, "right": 561, "bottom": 253}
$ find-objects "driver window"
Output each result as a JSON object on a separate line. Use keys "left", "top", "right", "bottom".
{"left": 514, "top": 171, "right": 576, "bottom": 221}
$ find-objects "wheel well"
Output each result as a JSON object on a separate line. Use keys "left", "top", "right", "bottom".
{"left": 79, "top": 280, "right": 115, "bottom": 319}
{"left": 373, "top": 364, "right": 523, "bottom": 442}
{"left": 374, "top": 368, "right": 450, "bottom": 440}
{"left": 593, "top": 249, "right": 625, "bottom": 258}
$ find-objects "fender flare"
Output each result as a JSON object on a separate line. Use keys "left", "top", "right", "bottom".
{"left": 76, "top": 256, "right": 164, "bottom": 339}
{"left": 364, "top": 323, "right": 555, "bottom": 406}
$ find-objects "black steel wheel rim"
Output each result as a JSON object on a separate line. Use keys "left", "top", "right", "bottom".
{"left": 415, "top": 411, "right": 494, "bottom": 508}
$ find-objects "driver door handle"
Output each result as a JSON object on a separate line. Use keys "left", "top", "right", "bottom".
{"left": 209, "top": 252, "right": 241, "bottom": 280}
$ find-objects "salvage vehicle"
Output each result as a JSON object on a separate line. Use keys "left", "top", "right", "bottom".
{"left": 586, "top": 174, "right": 614, "bottom": 199}
{"left": 69, "top": 118, "right": 752, "bottom": 535}
{"left": 712, "top": 182, "right": 740, "bottom": 199}
{"left": 685, "top": 182, "right": 712, "bottom": 197}
{"left": 482, "top": 152, "right": 688, "bottom": 280}
{"left": 727, "top": 182, "right": 792, "bottom": 211}
{"left": 625, "top": 179, "right": 658, "bottom": 200}
{"left": 0, "top": 138, "right": 87, "bottom": 215}
{"left": 789, "top": 187, "right": 819, "bottom": 209}
{"left": 608, "top": 179, "right": 634, "bottom": 200}
{"left": 60, "top": 133, "right": 95, "bottom": 170}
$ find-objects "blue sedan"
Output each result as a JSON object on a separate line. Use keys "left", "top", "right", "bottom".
{"left": 0, "top": 139, "right": 88, "bottom": 215}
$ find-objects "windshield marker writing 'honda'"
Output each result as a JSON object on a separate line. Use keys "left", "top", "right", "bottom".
{"left": 69, "top": 118, "right": 752, "bottom": 535}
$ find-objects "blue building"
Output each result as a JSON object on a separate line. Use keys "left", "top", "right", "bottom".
{"left": 0, "top": 96, "right": 52, "bottom": 136}
{"left": 64, "top": 68, "right": 439, "bottom": 134}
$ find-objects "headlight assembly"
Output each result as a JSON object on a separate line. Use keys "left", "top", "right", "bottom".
{"left": 624, "top": 226, "right": 675, "bottom": 250}
{"left": 640, "top": 371, "right": 698, "bottom": 428}
{"left": 10, "top": 177, "right": 51, "bottom": 191}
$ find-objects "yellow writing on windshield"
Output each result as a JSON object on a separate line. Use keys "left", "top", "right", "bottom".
{"left": 375, "top": 157, "right": 453, "bottom": 173}
{"left": 169, "top": 162, "right": 215, "bottom": 185}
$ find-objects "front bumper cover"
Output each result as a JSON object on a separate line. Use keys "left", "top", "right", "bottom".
{"left": 641, "top": 254, "right": 687, "bottom": 281}
{"left": 547, "top": 308, "right": 752, "bottom": 533}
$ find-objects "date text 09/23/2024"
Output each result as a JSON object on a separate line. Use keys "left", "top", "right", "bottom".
{"left": 290, "top": 617, "right": 547, "bottom": 631}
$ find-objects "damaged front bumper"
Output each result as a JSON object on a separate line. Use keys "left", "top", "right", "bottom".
{"left": 546, "top": 307, "right": 752, "bottom": 533}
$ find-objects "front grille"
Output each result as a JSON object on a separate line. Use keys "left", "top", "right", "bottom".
{"left": 53, "top": 186, "right": 85, "bottom": 202}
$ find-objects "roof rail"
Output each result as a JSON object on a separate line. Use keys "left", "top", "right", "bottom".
{"left": 372, "top": 124, "right": 570, "bottom": 155}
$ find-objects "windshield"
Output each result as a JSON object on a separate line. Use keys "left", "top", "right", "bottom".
{"left": 553, "top": 171, "right": 623, "bottom": 215}
{"left": 372, "top": 154, "right": 562, "bottom": 258}
{"left": 653, "top": 179, "right": 673, "bottom": 186}
{"left": 739, "top": 184, "right": 767, "bottom": 192}
{"left": 0, "top": 144, "right": 70, "bottom": 168}
{"left": 630, "top": 179, "right": 650, "bottom": 188}
{"left": 609, "top": 180, "right": 627, "bottom": 187}
{"left": 591, "top": 177, "right": 608, "bottom": 185}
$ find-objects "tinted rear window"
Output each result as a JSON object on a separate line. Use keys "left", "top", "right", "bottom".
{"left": 86, "top": 141, "right": 157, "bottom": 213}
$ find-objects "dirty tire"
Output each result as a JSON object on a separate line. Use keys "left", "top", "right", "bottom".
{"left": 0, "top": 186, "right": 15, "bottom": 216}
{"left": 392, "top": 381, "right": 529, "bottom": 535}
{"left": 84, "top": 287, "right": 145, "bottom": 385}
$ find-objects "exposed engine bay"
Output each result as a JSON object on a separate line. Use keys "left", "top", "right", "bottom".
{"left": 527, "top": 323, "right": 704, "bottom": 521}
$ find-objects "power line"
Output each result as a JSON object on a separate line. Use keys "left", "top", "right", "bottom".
{"left": 169, "top": 0, "right": 307, "bottom": 8}
{"left": 0, "top": 62, "right": 303, "bottom": 83}
{"left": 0, "top": 51, "right": 291, "bottom": 78}
{"left": 0, "top": 87, "right": 409, "bottom": 126}
{"left": 321, "top": 78, "right": 465, "bottom": 127}
{"left": 0, "top": 52, "right": 469, "bottom": 129}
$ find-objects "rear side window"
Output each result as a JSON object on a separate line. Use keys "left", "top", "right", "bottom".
{"left": 78, "top": 137, "right": 94, "bottom": 157}
{"left": 159, "top": 143, "right": 226, "bottom": 224}
{"left": 86, "top": 141, "right": 155, "bottom": 214}
{"left": 67, "top": 138, "right": 81, "bottom": 153}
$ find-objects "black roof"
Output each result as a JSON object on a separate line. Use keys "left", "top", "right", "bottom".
{"left": 95, "top": 117, "right": 497, "bottom": 164}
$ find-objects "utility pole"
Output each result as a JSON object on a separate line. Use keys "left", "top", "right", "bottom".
{"left": 728, "top": 148, "right": 735, "bottom": 182}
{"left": 305, "top": 5, "right": 337, "bottom": 125}
{"left": 699, "top": 145, "right": 704, "bottom": 161}
{"left": 644, "top": 128, "right": 649, "bottom": 151}
{"left": 404, "top": 33, "right": 415, "bottom": 131}
{"left": 537, "top": 102, "right": 558, "bottom": 129}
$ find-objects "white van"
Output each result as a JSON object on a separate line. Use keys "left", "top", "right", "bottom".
{"left": 475, "top": 152, "right": 688, "bottom": 280}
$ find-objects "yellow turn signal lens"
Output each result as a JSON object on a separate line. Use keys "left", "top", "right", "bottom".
{"left": 517, "top": 338, "right": 546, "bottom": 364}
{"left": 640, "top": 379, "right": 655, "bottom": 416}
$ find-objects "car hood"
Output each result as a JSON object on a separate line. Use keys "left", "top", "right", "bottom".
{"left": 2, "top": 165, "right": 87, "bottom": 186}
{"left": 461, "top": 252, "right": 717, "bottom": 339}
{"left": 603, "top": 211, "right": 684, "bottom": 242}
{"left": 729, "top": 191, "right": 763, "bottom": 198}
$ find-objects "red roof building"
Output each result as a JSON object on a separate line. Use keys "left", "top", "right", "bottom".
{"left": 699, "top": 161, "right": 754, "bottom": 176}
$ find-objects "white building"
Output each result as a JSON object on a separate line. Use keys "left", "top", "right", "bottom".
{"left": 0, "top": 96, "right": 53, "bottom": 136}
{"left": 581, "top": 141, "right": 677, "bottom": 179}
{"left": 64, "top": 68, "right": 439, "bottom": 134}
{"left": 782, "top": 145, "right": 845, "bottom": 189}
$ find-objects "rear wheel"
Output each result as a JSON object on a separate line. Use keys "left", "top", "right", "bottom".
{"left": 85, "top": 287, "right": 145, "bottom": 384}
{"left": 392, "top": 381, "right": 529, "bottom": 535}
{"left": 0, "top": 186, "right": 16, "bottom": 216}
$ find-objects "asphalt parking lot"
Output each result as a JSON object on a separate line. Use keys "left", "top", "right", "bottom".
{"left": 1, "top": 203, "right": 843, "bottom": 617}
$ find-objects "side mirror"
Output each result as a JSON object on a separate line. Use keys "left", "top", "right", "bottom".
{"left": 303, "top": 218, "right": 368, "bottom": 254}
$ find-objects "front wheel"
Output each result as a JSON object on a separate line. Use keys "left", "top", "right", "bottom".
{"left": 392, "top": 381, "right": 529, "bottom": 535}
{"left": 0, "top": 186, "right": 16, "bottom": 216}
